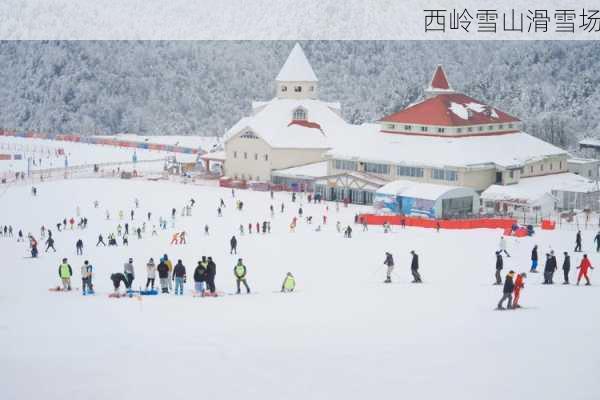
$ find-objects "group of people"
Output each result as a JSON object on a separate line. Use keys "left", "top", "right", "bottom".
{"left": 383, "top": 250, "right": 422, "bottom": 283}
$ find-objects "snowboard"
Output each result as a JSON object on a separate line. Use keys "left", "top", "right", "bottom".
{"left": 49, "top": 286, "right": 78, "bottom": 292}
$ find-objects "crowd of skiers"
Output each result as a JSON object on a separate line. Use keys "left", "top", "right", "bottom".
{"left": 495, "top": 232, "right": 595, "bottom": 310}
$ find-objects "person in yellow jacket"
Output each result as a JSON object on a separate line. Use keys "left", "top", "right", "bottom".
{"left": 58, "top": 258, "right": 73, "bottom": 291}
{"left": 234, "top": 258, "right": 251, "bottom": 294}
{"left": 281, "top": 272, "right": 296, "bottom": 293}
{"left": 163, "top": 254, "right": 174, "bottom": 291}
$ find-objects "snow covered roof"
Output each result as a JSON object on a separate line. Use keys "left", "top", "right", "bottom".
{"left": 380, "top": 93, "right": 520, "bottom": 127}
{"left": 224, "top": 98, "right": 349, "bottom": 149}
{"left": 482, "top": 173, "right": 598, "bottom": 204}
{"left": 567, "top": 157, "right": 599, "bottom": 165}
{"left": 377, "top": 180, "right": 477, "bottom": 201}
{"left": 327, "top": 124, "right": 567, "bottom": 169}
{"left": 275, "top": 43, "right": 318, "bottom": 82}
{"left": 579, "top": 138, "right": 600, "bottom": 147}
{"left": 272, "top": 161, "right": 328, "bottom": 179}
{"left": 199, "top": 150, "right": 225, "bottom": 161}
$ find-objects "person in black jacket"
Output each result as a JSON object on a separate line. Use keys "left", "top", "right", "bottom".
{"left": 562, "top": 252, "right": 571, "bottom": 284}
{"left": 595, "top": 231, "right": 600, "bottom": 252}
{"left": 230, "top": 236, "right": 237, "bottom": 255}
{"left": 75, "top": 239, "right": 83, "bottom": 255}
{"left": 495, "top": 251, "right": 503, "bottom": 285}
{"left": 530, "top": 245, "right": 538, "bottom": 273}
{"left": 383, "top": 252, "right": 394, "bottom": 283}
{"left": 157, "top": 260, "right": 170, "bottom": 293}
{"left": 575, "top": 230, "right": 582, "bottom": 252}
{"left": 45, "top": 236, "right": 56, "bottom": 252}
{"left": 497, "top": 271, "right": 515, "bottom": 310}
{"left": 110, "top": 273, "right": 129, "bottom": 293}
{"left": 543, "top": 252, "right": 558, "bottom": 284}
{"left": 173, "top": 260, "right": 186, "bottom": 295}
{"left": 193, "top": 261, "right": 207, "bottom": 295}
{"left": 206, "top": 256, "right": 217, "bottom": 294}
{"left": 410, "top": 250, "right": 422, "bottom": 283}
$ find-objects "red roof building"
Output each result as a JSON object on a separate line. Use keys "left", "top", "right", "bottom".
{"left": 380, "top": 65, "right": 521, "bottom": 137}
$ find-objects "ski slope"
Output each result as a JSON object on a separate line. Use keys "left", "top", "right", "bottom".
{"left": 0, "top": 178, "right": 598, "bottom": 400}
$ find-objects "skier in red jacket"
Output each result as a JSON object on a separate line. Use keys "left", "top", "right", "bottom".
{"left": 513, "top": 272, "right": 526, "bottom": 308}
{"left": 577, "top": 254, "right": 594, "bottom": 285}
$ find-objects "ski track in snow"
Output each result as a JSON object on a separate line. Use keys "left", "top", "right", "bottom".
{"left": 0, "top": 178, "right": 599, "bottom": 400}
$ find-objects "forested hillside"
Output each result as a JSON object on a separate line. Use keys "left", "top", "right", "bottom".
{"left": 0, "top": 41, "right": 599, "bottom": 149}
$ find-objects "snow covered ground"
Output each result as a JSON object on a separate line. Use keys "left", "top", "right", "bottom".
{"left": 1, "top": 178, "right": 599, "bottom": 400}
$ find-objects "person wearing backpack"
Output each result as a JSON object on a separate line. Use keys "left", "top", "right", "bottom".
{"left": 193, "top": 260, "right": 207, "bottom": 295}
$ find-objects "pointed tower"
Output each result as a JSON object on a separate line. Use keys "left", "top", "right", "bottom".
{"left": 424, "top": 65, "right": 454, "bottom": 98}
{"left": 275, "top": 43, "right": 318, "bottom": 100}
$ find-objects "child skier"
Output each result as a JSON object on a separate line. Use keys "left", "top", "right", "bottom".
{"left": 81, "top": 260, "right": 94, "bottom": 295}
{"left": 512, "top": 272, "right": 526, "bottom": 308}
{"left": 281, "top": 272, "right": 296, "bottom": 293}
{"left": 234, "top": 258, "right": 250, "bottom": 294}
{"left": 146, "top": 258, "right": 156, "bottom": 290}
{"left": 384, "top": 252, "right": 394, "bottom": 283}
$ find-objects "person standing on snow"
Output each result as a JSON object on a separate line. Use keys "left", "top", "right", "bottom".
{"left": 512, "top": 272, "right": 526, "bottom": 308}
{"left": 230, "top": 235, "right": 238, "bottom": 254}
{"left": 123, "top": 258, "right": 135, "bottom": 289}
{"left": 173, "top": 260, "right": 186, "bottom": 295}
{"left": 81, "top": 260, "right": 94, "bottom": 295}
{"left": 499, "top": 236, "right": 510, "bottom": 257}
{"left": 157, "top": 259, "right": 170, "bottom": 293}
{"left": 58, "top": 258, "right": 73, "bottom": 291}
{"left": 193, "top": 260, "right": 207, "bottom": 295}
{"left": 146, "top": 258, "right": 156, "bottom": 290}
{"left": 497, "top": 270, "right": 515, "bottom": 310}
{"left": 530, "top": 245, "right": 539, "bottom": 273}
{"left": 96, "top": 234, "right": 106, "bottom": 246}
{"left": 543, "top": 251, "right": 558, "bottom": 284}
{"left": 494, "top": 251, "right": 503, "bottom": 285}
{"left": 562, "top": 252, "right": 571, "bottom": 284}
{"left": 206, "top": 257, "right": 217, "bottom": 295}
{"left": 234, "top": 258, "right": 251, "bottom": 294}
{"left": 595, "top": 231, "right": 600, "bottom": 252}
{"left": 576, "top": 254, "right": 594, "bottom": 285}
{"left": 75, "top": 239, "right": 84, "bottom": 255}
{"left": 163, "top": 254, "right": 174, "bottom": 291}
{"left": 45, "top": 236, "right": 56, "bottom": 252}
{"left": 383, "top": 252, "right": 394, "bottom": 283}
{"left": 281, "top": 272, "right": 296, "bottom": 293}
{"left": 575, "top": 230, "right": 583, "bottom": 252}
{"left": 410, "top": 250, "right": 422, "bottom": 283}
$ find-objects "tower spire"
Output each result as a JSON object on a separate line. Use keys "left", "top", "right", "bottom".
{"left": 275, "top": 43, "right": 318, "bottom": 99}
{"left": 425, "top": 65, "right": 454, "bottom": 98}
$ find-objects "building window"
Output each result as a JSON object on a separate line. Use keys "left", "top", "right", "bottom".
{"left": 397, "top": 166, "right": 424, "bottom": 178}
{"left": 365, "top": 162, "right": 390, "bottom": 175}
{"left": 499, "top": 124, "right": 504, "bottom": 129}
{"left": 386, "top": 124, "right": 395, "bottom": 130}
{"left": 404, "top": 125, "right": 412, "bottom": 131}
{"left": 456, "top": 128, "right": 462, "bottom": 133}
{"left": 240, "top": 131, "right": 258, "bottom": 139}
{"left": 244, "top": 152, "right": 247, "bottom": 159}
{"left": 559, "top": 161, "right": 562, "bottom": 169}
{"left": 550, "top": 163, "right": 553, "bottom": 170}
{"left": 334, "top": 159, "right": 357, "bottom": 171}
{"left": 530, "top": 166, "right": 533, "bottom": 173}
{"left": 488, "top": 125, "right": 494, "bottom": 130}
{"left": 432, "top": 168, "right": 458, "bottom": 181}
{"left": 508, "top": 123, "right": 513, "bottom": 129}
{"left": 519, "top": 168, "right": 524, "bottom": 174}
{"left": 589, "top": 170, "right": 592, "bottom": 177}
{"left": 421, "top": 126, "right": 428, "bottom": 132}
{"left": 233, "top": 151, "right": 237, "bottom": 158}
{"left": 467, "top": 127, "right": 473, "bottom": 132}
{"left": 478, "top": 126, "right": 484, "bottom": 131}
{"left": 309, "top": 86, "right": 314, "bottom": 92}
{"left": 281, "top": 85, "right": 287, "bottom": 92}
{"left": 438, "top": 128, "right": 445, "bottom": 133}
{"left": 256, "top": 176, "right": 260, "bottom": 181}
{"left": 293, "top": 108, "right": 307, "bottom": 120}
{"left": 540, "top": 164, "right": 544, "bottom": 172}
{"left": 509, "top": 171, "right": 514, "bottom": 179}
{"left": 264, "top": 154, "right": 268, "bottom": 161}
{"left": 294, "top": 86, "right": 302, "bottom": 92}
{"left": 254, "top": 153, "right": 258, "bottom": 160}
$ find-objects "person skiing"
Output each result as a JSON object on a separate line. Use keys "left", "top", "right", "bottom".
{"left": 96, "top": 234, "right": 106, "bottom": 246}
{"left": 575, "top": 230, "right": 582, "bottom": 252}
{"left": 157, "top": 259, "right": 170, "bottom": 293}
{"left": 81, "top": 260, "right": 94, "bottom": 295}
{"left": 29, "top": 236, "right": 38, "bottom": 258}
{"left": 562, "top": 251, "right": 571, "bottom": 284}
{"left": 58, "top": 258, "right": 73, "bottom": 291}
{"left": 410, "top": 250, "right": 422, "bottom": 283}
{"left": 206, "top": 256, "right": 217, "bottom": 295}
{"left": 499, "top": 236, "right": 510, "bottom": 257}
{"left": 230, "top": 235, "right": 237, "bottom": 254}
{"left": 530, "top": 245, "right": 539, "bottom": 273}
{"left": 122, "top": 234, "right": 128, "bottom": 246}
{"left": 179, "top": 231, "right": 187, "bottom": 245}
{"left": 543, "top": 251, "right": 557, "bottom": 284}
{"left": 173, "top": 259, "right": 186, "bottom": 295}
{"left": 123, "top": 258, "right": 135, "bottom": 289}
{"left": 494, "top": 251, "right": 503, "bottom": 285}
{"left": 234, "top": 258, "right": 250, "bottom": 294}
{"left": 497, "top": 270, "right": 515, "bottom": 310}
{"left": 204, "top": 225, "right": 209, "bottom": 235}
{"left": 75, "top": 239, "right": 84, "bottom": 255}
{"left": 512, "top": 272, "right": 526, "bottom": 308}
{"left": 281, "top": 272, "right": 296, "bottom": 293}
{"left": 110, "top": 272, "right": 129, "bottom": 294}
{"left": 45, "top": 236, "right": 56, "bottom": 252}
{"left": 217, "top": 207, "right": 222, "bottom": 217}
{"left": 124, "top": 223, "right": 129, "bottom": 235}
{"left": 383, "top": 252, "right": 394, "bottom": 283}
{"left": 576, "top": 254, "right": 593, "bottom": 285}
{"left": 595, "top": 231, "right": 600, "bottom": 252}
{"left": 17, "top": 230, "right": 23, "bottom": 242}
{"left": 193, "top": 260, "right": 207, "bottom": 295}
{"left": 146, "top": 258, "right": 156, "bottom": 290}
{"left": 170, "top": 232, "right": 179, "bottom": 245}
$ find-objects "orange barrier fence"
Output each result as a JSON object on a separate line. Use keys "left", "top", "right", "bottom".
{"left": 358, "top": 214, "right": 517, "bottom": 230}
{"left": 540, "top": 219, "right": 556, "bottom": 230}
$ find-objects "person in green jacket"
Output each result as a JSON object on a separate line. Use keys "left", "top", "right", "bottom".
{"left": 281, "top": 272, "right": 296, "bottom": 293}
{"left": 58, "top": 258, "right": 73, "bottom": 291}
{"left": 234, "top": 258, "right": 250, "bottom": 294}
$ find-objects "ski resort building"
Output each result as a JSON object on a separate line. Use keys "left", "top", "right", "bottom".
{"left": 223, "top": 44, "right": 596, "bottom": 214}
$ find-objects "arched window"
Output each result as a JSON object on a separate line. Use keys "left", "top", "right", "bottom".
{"left": 281, "top": 85, "right": 287, "bottom": 92}
{"left": 293, "top": 108, "right": 307, "bottom": 121}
